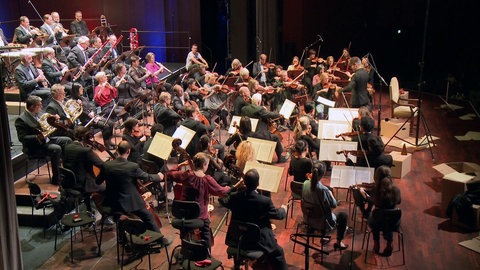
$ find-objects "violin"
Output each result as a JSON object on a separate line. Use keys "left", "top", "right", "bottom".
{"left": 84, "top": 138, "right": 116, "bottom": 159}
{"left": 335, "top": 131, "right": 362, "bottom": 138}
{"left": 336, "top": 149, "right": 368, "bottom": 156}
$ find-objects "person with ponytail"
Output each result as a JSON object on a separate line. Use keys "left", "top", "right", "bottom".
{"left": 302, "top": 161, "right": 349, "bottom": 251}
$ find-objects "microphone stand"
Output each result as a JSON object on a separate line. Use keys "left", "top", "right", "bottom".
{"left": 27, "top": 0, "right": 63, "bottom": 51}
{"left": 365, "top": 53, "right": 387, "bottom": 136}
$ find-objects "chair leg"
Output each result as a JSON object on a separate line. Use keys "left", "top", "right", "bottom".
{"left": 364, "top": 231, "right": 371, "bottom": 263}
{"left": 285, "top": 199, "right": 291, "bottom": 228}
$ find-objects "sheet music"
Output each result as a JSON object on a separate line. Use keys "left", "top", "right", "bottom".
{"left": 317, "top": 96, "right": 336, "bottom": 108}
{"left": 279, "top": 99, "right": 296, "bottom": 119}
{"left": 328, "top": 108, "right": 358, "bottom": 122}
{"left": 172, "top": 125, "right": 196, "bottom": 149}
{"left": 318, "top": 120, "right": 351, "bottom": 140}
{"left": 247, "top": 137, "right": 276, "bottom": 163}
{"left": 228, "top": 115, "right": 259, "bottom": 134}
{"left": 147, "top": 132, "right": 174, "bottom": 160}
{"left": 330, "top": 165, "right": 375, "bottom": 188}
{"left": 244, "top": 161, "right": 284, "bottom": 193}
{"left": 319, "top": 140, "right": 358, "bottom": 162}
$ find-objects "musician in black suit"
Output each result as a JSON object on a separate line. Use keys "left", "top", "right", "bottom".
{"left": 64, "top": 126, "right": 105, "bottom": 213}
{"left": 70, "top": 11, "right": 90, "bottom": 37}
{"left": 219, "top": 168, "right": 288, "bottom": 270}
{"left": 14, "top": 16, "right": 37, "bottom": 46}
{"left": 179, "top": 105, "right": 216, "bottom": 158}
{"left": 45, "top": 84, "right": 74, "bottom": 137}
{"left": 15, "top": 53, "right": 51, "bottom": 105}
{"left": 122, "top": 118, "right": 146, "bottom": 164}
{"left": 67, "top": 36, "right": 89, "bottom": 69}
{"left": 96, "top": 141, "right": 169, "bottom": 242}
{"left": 172, "top": 84, "right": 189, "bottom": 114}
{"left": 241, "top": 93, "right": 289, "bottom": 163}
{"left": 15, "top": 95, "right": 72, "bottom": 184}
{"left": 153, "top": 92, "right": 183, "bottom": 136}
{"left": 41, "top": 47, "right": 68, "bottom": 85}
{"left": 40, "top": 14, "right": 61, "bottom": 47}
{"left": 335, "top": 56, "right": 371, "bottom": 108}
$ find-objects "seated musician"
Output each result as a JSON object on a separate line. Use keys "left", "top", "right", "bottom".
{"left": 252, "top": 53, "right": 274, "bottom": 86}
{"left": 287, "top": 56, "right": 304, "bottom": 71}
{"left": 225, "top": 115, "right": 253, "bottom": 152}
{"left": 232, "top": 86, "right": 250, "bottom": 116}
{"left": 70, "top": 11, "right": 90, "bottom": 37}
{"left": 14, "top": 16, "right": 38, "bottom": 46}
{"left": 179, "top": 105, "right": 217, "bottom": 158}
{"left": 153, "top": 92, "right": 183, "bottom": 136}
{"left": 15, "top": 95, "right": 72, "bottom": 184}
{"left": 199, "top": 135, "right": 232, "bottom": 186}
{"left": 122, "top": 118, "right": 147, "bottom": 164}
{"left": 167, "top": 152, "right": 231, "bottom": 250}
{"left": 111, "top": 63, "right": 135, "bottom": 107}
{"left": 303, "top": 101, "right": 319, "bottom": 136}
{"left": 235, "top": 68, "right": 257, "bottom": 94}
{"left": 93, "top": 71, "right": 123, "bottom": 120}
{"left": 40, "top": 14, "right": 61, "bottom": 47}
{"left": 87, "top": 37, "right": 105, "bottom": 64}
{"left": 96, "top": 141, "right": 170, "bottom": 246}
{"left": 144, "top": 52, "right": 170, "bottom": 94}
{"left": 128, "top": 55, "right": 152, "bottom": 98}
{"left": 288, "top": 140, "right": 313, "bottom": 183}
{"left": 303, "top": 49, "right": 323, "bottom": 96}
{"left": 344, "top": 116, "right": 393, "bottom": 169}
{"left": 0, "top": 27, "right": 10, "bottom": 49}
{"left": 15, "top": 52, "right": 52, "bottom": 106}
{"left": 234, "top": 140, "right": 257, "bottom": 172}
{"left": 226, "top": 58, "right": 242, "bottom": 76}
{"left": 63, "top": 126, "right": 106, "bottom": 215}
{"left": 51, "top": 11, "right": 68, "bottom": 39}
{"left": 172, "top": 84, "right": 190, "bottom": 114}
{"left": 45, "top": 84, "right": 74, "bottom": 137}
{"left": 293, "top": 116, "right": 320, "bottom": 159}
{"left": 67, "top": 35, "right": 90, "bottom": 76}
{"left": 241, "top": 93, "right": 290, "bottom": 163}
{"left": 70, "top": 83, "right": 115, "bottom": 149}
{"left": 219, "top": 168, "right": 288, "bottom": 270}
{"left": 203, "top": 79, "right": 230, "bottom": 129}
{"left": 41, "top": 47, "right": 68, "bottom": 86}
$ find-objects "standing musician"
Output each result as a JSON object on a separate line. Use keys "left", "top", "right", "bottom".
{"left": 63, "top": 126, "right": 106, "bottom": 214}
{"left": 241, "top": 93, "right": 290, "bottom": 163}
{"left": 15, "top": 95, "right": 72, "bottom": 184}
{"left": 128, "top": 55, "right": 152, "bottom": 98}
{"left": 96, "top": 141, "right": 170, "bottom": 246}
{"left": 45, "top": 84, "right": 75, "bottom": 137}
{"left": 122, "top": 118, "right": 147, "bottom": 164}
{"left": 41, "top": 47, "right": 68, "bottom": 85}
{"left": 179, "top": 105, "right": 217, "bottom": 158}
{"left": 70, "top": 11, "right": 90, "bottom": 37}
{"left": 153, "top": 92, "right": 183, "bottom": 136}
{"left": 334, "top": 56, "right": 371, "bottom": 109}
{"left": 185, "top": 43, "right": 209, "bottom": 71}
{"left": 14, "top": 16, "right": 39, "bottom": 46}
{"left": 167, "top": 152, "right": 231, "bottom": 250}
{"left": 93, "top": 71, "right": 123, "bottom": 119}
{"left": 15, "top": 52, "right": 52, "bottom": 106}
{"left": 70, "top": 83, "right": 115, "bottom": 149}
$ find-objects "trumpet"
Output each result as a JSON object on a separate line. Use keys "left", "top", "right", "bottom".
{"left": 29, "top": 26, "right": 42, "bottom": 36}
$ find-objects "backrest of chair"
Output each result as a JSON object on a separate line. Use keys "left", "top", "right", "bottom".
{"left": 225, "top": 220, "right": 261, "bottom": 250}
{"left": 141, "top": 158, "right": 160, "bottom": 174}
{"left": 352, "top": 187, "right": 366, "bottom": 207}
{"left": 27, "top": 181, "right": 42, "bottom": 196}
{"left": 172, "top": 200, "right": 201, "bottom": 220}
{"left": 390, "top": 77, "right": 400, "bottom": 104}
{"left": 59, "top": 167, "right": 77, "bottom": 189}
{"left": 181, "top": 239, "right": 209, "bottom": 261}
{"left": 121, "top": 217, "right": 147, "bottom": 236}
{"left": 371, "top": 208, "right": 402, "bottom": 231}
{"left": 301, "top": 199, "right": 332, "bottom": 231}
{"left": 290, "top": 181, "right": 304, "bottom": 199}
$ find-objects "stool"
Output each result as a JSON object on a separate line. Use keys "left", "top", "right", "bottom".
{"left": 98, "top": 207, "right": 122, "bottom": 263}
{"left": 56, "top": 211, "right": 99, "bottom": 263}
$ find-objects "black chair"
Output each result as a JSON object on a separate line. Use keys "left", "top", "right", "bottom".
{"left": 59, "top": 167, "right": 85, "bottom": 212}
{"left": 291, "top": 200, "right": 330, "bottom": 267}
{"left": 225, "top": 220, "right": 264, "bottom": 270}
{"left": 169, "top": 200, "right": 204, "bottom": 270}
{"left": 25, "top": 154, "right": 52, "bottom": 183}
{"left": 285, "top": 181, "right": 303, "bottom": 228}
{"left": 180, "top": 238, "right": 224, "bottom": 270}
{"left": 351, "top": 187, "right": 369, "bottom": 232}
{"left": 26, "top": 180, "right": 61, "bottom": 237}
{"left": 362, "top": 208, "right": 405, "bottom": 265}
{"left": 98, "top": 206, "right": 123, "bottom": 262}
{"left": 120, "top": 217, "right": 170, "bottom": 270}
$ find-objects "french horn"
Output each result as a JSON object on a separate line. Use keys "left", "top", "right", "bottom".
{"left": 64, "top": 99, "right": 83, "bottom": 123}
{"left": 38, "top": 113, "right": 56, "bottom": 138}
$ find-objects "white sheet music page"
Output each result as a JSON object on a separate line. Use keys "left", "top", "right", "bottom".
{"left": 328, "top": 108, "right": 358, "bottom": 122}
{"left": 318, "top": 120, "right": 351, "bottom": 140}
{"left": 279, "top": 99, "right": 296, "bottom": 119}
{"left": 173, "top": 125, "right": 196, "bottom": 149}
{"left": 319, "top": 140, "right": 358, "bottom": 162}
{"left": 228, "top": 115, "right": 259, "bottom": 134}
{"left": 147, "top": 132, "right": 174, "bottom": 160}
{"left": 330, "top": 166, "right": 375, "bottom": 188}
{"left": 244, "top": 161, "right": 284, "bottom": 193}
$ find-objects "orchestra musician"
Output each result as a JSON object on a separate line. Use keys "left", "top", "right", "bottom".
{"left": 0, "top": 27, "right": 9, "bottom": 47}
{"left": 41, "top": 47, "right": 68, "bottom": 85}
{"left": 70, "top": 11, "right": 90, "bottom": 37}
{"left": 128, "top": 55, "right": 152, "bottom": 98}
{"left": 111, "top": 63, "right": 135, "bottom": 107}
{"left": 235, "top": 68, "right": 257, "bottom": 94}
{"left": 122, "top": 118, "right": 147, "bottom": 164}
{"left": 241, "top": 93, "right": 290, "bottom": 163}
{"left": 153, "top": 92, "right": 183, "bottom": 136}
{"left": 172, "top": 84, "right": 190, "bottom": 114}
{"left": 335, "top": 56, "right": 371, "bottom": 109}
{"left": 15, "top": 95, "right": 72, "bottom": 184}
{"left": 219, "top": 168, "right": 288, "bottom": 270}
{"left": 203, "top": 75, "right": 230, "bottom": 129}
{"left": 51, "top": 11, "right": 69, "bottom": 38}
{"left": 40, "top": 14, "right": 61, "bottom": 47}
{"left": 293, "top": 116, "right": 320, "bottom": 159}
{"left": 45, "top": 84, "right": 74, "bottom": 137}
{"left": 303, "top": 49, "right": 324, "bottom": 96}
{"left": 227, "top": 58, "right": 242, "bottom": 76}
{"left": 87, "top": 37, "right": 104, "bottom": 64}
{"left": 337, "top": 48, "right": 351, "bottom": 71}
{"left": 232, "top": 86, "right": 251, "bottom": 116}
{"left": 184, "top": 78, "right": 203, "bottom": 106}
{"left": 225, "top": 116, "right": 253, "bottom": 152}
{"left": 185, "top": 43, "right": 209, "bottom": 71}
{"left": 63, "top": 126, "right": 106, "bottom": 215}
{"left": 199, "top": 134, "right": 232, "bottom": 186}
{"left": 234, "top": 140, "right": 257, "bottom": 172}
{"left": 67, "top": 35, "right": 89, "bottom": 69}
{"left": 252, "top": 53, "right": 272, "bottom": 86}
{"left": 325, "top": 55, "right": 336, "bottom": 71}
{"left": 93, "top": 71, "right": 123, "bottom": 119}
{"left": 288, "top": 140, "right": 313, "bottom": 183}
{"left": 14, "top": 16, "right": 39, "bottom": 46}
{"left": 303, "top": 101, "right": 319, "bottom": 136}
{"left": 96, "top": 141, "right": 171, "bottom": 247}
{"left": 144, "top": 52, "right": 171, "bottom": 94}
{"left": 15, "top": 52, "right": 52, "bottom": 107}
{"left": 287, "top": 56, "right": 304, "bottom": 71}
{"left": 179, "top": 105, "right": 217, "bottom": 158}
{"left": 70, "top": 83, "right": 115, "bottom": 149}
{"left": 167, "top": 152, "right": 231, "bottom": 250}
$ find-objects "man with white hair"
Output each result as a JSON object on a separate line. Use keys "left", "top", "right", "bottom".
{"left": 42, "top": 47, "right": 68, "bottom": 85}
{"left": 67, "top": 35, "right": 89, "bottom": 69}
{"left": 241, "top": 93, "right": 290, "bottom": 163}
{"left": 15, "top": 52, "right": 51, "bottom": 106}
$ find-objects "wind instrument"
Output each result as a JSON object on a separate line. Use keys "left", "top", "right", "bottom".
{"left": 73, "top": 39, "right": 109, "bottom": 81}
{"left": 64, "top": 99, "right": 83, "bottom": 123}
